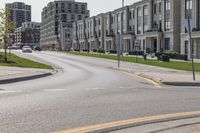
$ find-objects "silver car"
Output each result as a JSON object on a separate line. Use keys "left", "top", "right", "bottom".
{"left": 22, "top": 46, "right": 32, "bottom": 53}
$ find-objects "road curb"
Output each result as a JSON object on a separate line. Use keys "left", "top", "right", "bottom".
{"left": 0, "top": 69, "right": 57, "bottom": 85}
{"left": 162, "top": 81, "right": 200, "bottom": 86}
{"left": 52, "top": 111, "right": 200, "bottom": 133}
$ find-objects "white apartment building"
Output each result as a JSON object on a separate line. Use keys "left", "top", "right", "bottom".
{"left": 15, "top": 22, "right": 40, "bottom": 47}
{"left": 181, "top": 0, "right": 200, "bottom": 58}
{"left": 72, "top": 0, "right": 183, "bottom": 56}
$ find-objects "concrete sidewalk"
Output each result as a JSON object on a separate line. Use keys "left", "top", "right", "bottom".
{"left": 103, "top": 53, "right": 200, "bottom": 86}
{"left": 0, "top": 66, "right": 54, "bottom": 84}
{"left": 111, "top": 117, "right": 200, "bottom": 133}
{"left": 114, "top": 61, "right": 200, "bottom": 86}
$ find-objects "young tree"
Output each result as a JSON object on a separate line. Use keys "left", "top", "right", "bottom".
{"left": 0, "top": 8, "right": 15, "bottom": 62}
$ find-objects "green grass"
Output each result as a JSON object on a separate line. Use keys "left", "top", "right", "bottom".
{"left": 0, "top": 52, "right": 52, "bottom": 69}
{"left": 67, "top": 51, "right": 200, "bottom": 72}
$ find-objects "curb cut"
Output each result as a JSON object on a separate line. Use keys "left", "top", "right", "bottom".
{"left": 0, "top": 69, "right": 57, "bottom": 85}
{"left": 112, "top": 67, "right": 162, "bottom": 88}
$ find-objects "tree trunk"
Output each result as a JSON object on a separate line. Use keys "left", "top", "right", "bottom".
{"left": 4, "top": 37, "right": 7, "bottom": 62}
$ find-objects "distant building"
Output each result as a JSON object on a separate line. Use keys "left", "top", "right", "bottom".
{"left": 15, "top": 22, "right": 40, "bottom": 47}
{"left": 40, "top": 0, "right": 90, "bottom": 50}
{"left": 5, "top": 2, "right": 31, "bottom": 28}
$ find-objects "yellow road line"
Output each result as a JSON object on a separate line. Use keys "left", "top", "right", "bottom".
{"left": 52, "top": 111, "right": 200, "bottom": 133}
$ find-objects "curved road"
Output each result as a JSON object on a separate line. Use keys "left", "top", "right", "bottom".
{"left": 0, "top": 51, "right": 200, "bottom": 133}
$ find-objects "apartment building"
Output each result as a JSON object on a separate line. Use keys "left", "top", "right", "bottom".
{"left": 40, "top": 0, "right": 89, "bottom": 50}
{"left": 72, "top": 0, "right": 182, "bottom": 55}
{"left": 181, "top": 0, "right": 200, "bottom": 58}
{"left": 15, "top": 22, "right": 40, "bottom": 47}
{"left": 5, "top": 2, "right": 31, "bottom": 28}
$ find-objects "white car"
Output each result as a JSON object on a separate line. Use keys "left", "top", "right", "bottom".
{"left": 22, "top": 46, "right": 32, "bottom": 53}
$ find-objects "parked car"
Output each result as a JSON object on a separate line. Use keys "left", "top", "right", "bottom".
{"left": 22, "top": 46, "right": 32, "bottom": 53}
{"left": 33, "top": 46, "right": 41, "bottom": 51}
{"left": 8, "top": 45, "right": 20, "bottom": 50}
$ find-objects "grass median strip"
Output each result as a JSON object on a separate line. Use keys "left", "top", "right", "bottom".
{"left": 0, "top": 52, "right": 52, "bottom": 69}
{"left": 66, "top": 51, "right": 200, "bottom": 72}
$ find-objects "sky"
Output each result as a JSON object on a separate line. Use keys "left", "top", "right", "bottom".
{"left": 0, "top": 0, "right": 139, "bottom": 22}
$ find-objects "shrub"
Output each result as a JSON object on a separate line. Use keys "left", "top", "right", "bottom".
{"left": 109, "top": 50, "right": 117, "bottom": 54}
{"left": 156, "top": 52, "right": 188, "bottom": 61}
{"left": 82, "top": 49, "right": 88, "bottom": 52}
{"left": 129, "top": 51, "right": 144, "bottom": 55}
{"left": 97, "top": 49, "right": 105, "bottom": 53}
{"left": 92, "top": 49, "right": 97, "bottom": 52}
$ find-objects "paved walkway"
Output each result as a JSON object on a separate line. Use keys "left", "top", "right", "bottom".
{"left": 0, "top": 66, "right": 53, "bottom": 84}
{"left": 111, "top": 117, "right": 200, "bottom": 133}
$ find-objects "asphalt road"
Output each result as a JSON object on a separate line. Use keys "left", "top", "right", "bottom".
{"left": 0, "top": 51, "right": 200, "bottom": 133}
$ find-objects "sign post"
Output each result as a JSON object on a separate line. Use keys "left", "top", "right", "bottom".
{"left": 187, "top": 18, "right": 196, "bottom": 81}
{"left": 117, "top": 34, "right": 120, "bottom": 68}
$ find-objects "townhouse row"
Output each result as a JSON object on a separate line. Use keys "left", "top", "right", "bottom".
{"left": 72, "top": 0, "right": 200, "bottom": 59}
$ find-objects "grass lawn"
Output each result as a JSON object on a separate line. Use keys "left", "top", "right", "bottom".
{"left": 0, "top": 52, "right": 52, "bottom": 69}
{"left": 67, "top": 51, "right": 200, "bottom": 72}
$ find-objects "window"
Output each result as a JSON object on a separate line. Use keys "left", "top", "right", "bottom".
{"left": 165, "top": 0, "right": 170, "bottom": 10}
{"left": 144, "top": 25, "right": 148, "bottom": 32}
{"left": 78, "top": 15, "right": 82, "bottom": 20}
{"left": 154, "top": 4, "right": 157, "bottom": 14}
{"left": 111, "top": 16, "right": 114, "bottom": 24}
{"left": 75, "top": 4, "right": 78, "bottom": 13}
{"left": 165, "top": 38, "right": 170, "bottom": 50}
{"left": 71, "top": 14, "right": 74, "bottom": 20}
{"left": 185, "top": 41, "right": 188, "bottom": 54}
{"left": 129, "top": 11, "right": 132, "bottom": 20}
{"left": 68, "top": 3, "right": 71, "bottom": 8}
{"left": 143, "top": 40, "right": 146, "bottom": 50}
{"left": 81, "top": 5, "right": 85, "bottom": 10}
{"left": 137, "top": 7, "right": 142, "bottom": 17}
{"left": 61, "top": 3, "right": 65, "bottom": 8}
{"left": 137, "top": 25, "right": 142, "bottom": 34}
{"left": 106, "top": 17, "right": 108, "bottom": 25}
{"left": 186, "top": 0, "right": 192, "bottom": 10}
{"left": 159, "top": 3, "right": 162, "bottom": 13}
{"left": 165, "top": 20, "right": 170, "bottom": 30}
{"left": 143, "top": 6, "right": 148, "bottom": 16}
{"left": 185, "top": 0, "right": 192, "bottom": 19}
